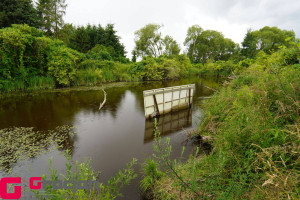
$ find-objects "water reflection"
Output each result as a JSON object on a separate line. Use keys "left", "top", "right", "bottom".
{"left": 0, "top": 76, "right": 223, "bottom": 199}
{"left": 144, "top": 108, "right": 192, "bottom": 143}
{"left": 0, "top": 77, "right": 222, "bottom": 130}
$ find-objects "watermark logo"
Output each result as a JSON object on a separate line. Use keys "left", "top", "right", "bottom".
{"left": 0, "top": 177, "right": 99, "bottom": 199}
{"left": 0, "top": 177, "right": 22, "bottom": 199}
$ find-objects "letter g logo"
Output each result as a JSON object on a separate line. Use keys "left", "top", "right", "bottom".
{"left": 0, "top": 177, "right": 22, "bottom": 199}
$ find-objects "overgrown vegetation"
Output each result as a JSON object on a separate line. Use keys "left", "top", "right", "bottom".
{"left": 1, "top": 1, "right": 299, "bottom": 199}
{"left": 141, "top": 42, "right": 300, "bottom": 199}
{"left": 33, "top": 154, "right": 137, "bottom": 200}
{"left": 140, "top": 119, "right": 204, "bottom": 199}
{"left": 1, "top": 9, "right": 298, "bottom": 92}
{"left": 0, "top": 24, "right": 198, "bottom": 92}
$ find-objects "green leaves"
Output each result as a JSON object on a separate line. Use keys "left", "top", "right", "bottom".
{"left": 241, "top": 26, "right": 296, "bottom": 58}
{"left": 37, "top": 0, "right": 67, "bottom": 36}
{"left": 0, "top": 0, "right": 40, "bottom": 29}
{"left": 66, "top": 24, "right": 127, "bottom": 61}
{"left": 184, "top": 25, "right": 237, "bottom": 63}
{"left": 47, "top": 45, "right": 82, "bottom": 86}
{"left": 134, "top": 24, "right": 181, "bottom": 59}
{"left": 39, "top": 156, "right": 137, "bottom": 200}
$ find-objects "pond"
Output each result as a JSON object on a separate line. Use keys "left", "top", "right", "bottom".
{"left": 0, "top": 76, "right": 222, "bottom": 199}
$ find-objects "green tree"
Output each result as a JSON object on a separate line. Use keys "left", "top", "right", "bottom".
{"left": 56, "top": 23, "right": 75, "bottom": 46}
{"left": 37, "top": 0, "right": 67, "bottom": 37}
{"left": 132, "top": 50, "right": 137, "bottom": 62}
{"left": 184, "top": 25, "right": 203, "bottom": 63}
{"left": 69, "top": 26, "right": 91, "bottom": 53}
{"left": 103, "top": 24, "right": 126, "bottom": 59}
{"left": 241, "top": 29, "right": 257, "bottom": 58}
{"left": 0, "top": 0, "right": 40, "bottom": 28}
{"left": 184, "top": 25, "right": 237, "bottom": 63}
{"left": 134, "top": 24, "right": 163, "bottom": 58}
{"left": 134, "top": 24, "right": 181, "bottom": 59}
{"left": 162, "top": 35, "right": 180, "bottom": 57}
{"left": 68, "top": 24, "right": 126, "bottom": 61}
{"left": 241, "top": 26, "right": 296, "bottom": 57}
{"left": 85, "top": 44, "right": 113, "bottom": 61}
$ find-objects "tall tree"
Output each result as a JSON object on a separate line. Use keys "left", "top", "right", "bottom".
{"left": 163, "top": 35, "right": 180, "bottom": 57}
{"left": 133, "top": 24, "right": 180, "bottom": 58}
{"left": 0, "top": 0, "right": 40, "bottom": 28}
{"left": 69, "top": 26, "right": 90, "bottom": 52}
{"left": 134, "top": 24, "right": 163, "bottom": 58}
{"left": 56, "top": 23, "right": 75, "bottom": 46}
{"left": 241, "top": 26, "right": 296, "bottom": 58}
{"left": 68, "top": 24, "right": 126, "bottom": 61}
{"left": 103, "top": 24, "right": 126, "bottom": 59}
{"left": 241, "top": 29, "right": 257, "bottom": 58}
{"left": 184, "top": 25, "right": 237, "bottom": 63}
{"left": 37, "top": 0, "right": 67, "bottom": 37}
{"left": 184, "top": 25, "right": 203, "bottom": 62}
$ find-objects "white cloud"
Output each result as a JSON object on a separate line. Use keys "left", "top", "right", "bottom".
{"left": 64, "top": 0, "right": 300, "bottom": 58}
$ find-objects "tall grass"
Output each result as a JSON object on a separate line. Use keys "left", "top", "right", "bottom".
{"left": 0, "top": 76, "right": 55, "bottom": 92}
{"left": 74, "top": 68, "right": 102, "bottom": 86}
{"left": 27, "top": 76, "right": 55, "bottom": 90}
{"left": 196, "top": 65, "right": 299, "bottom": 199}
{"left": 144, "top": 63, "right": 299, "bottom": 199}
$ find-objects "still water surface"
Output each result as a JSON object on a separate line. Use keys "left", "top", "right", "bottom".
{"left": 0, "top": 77, "right": 221, "bottom": 199}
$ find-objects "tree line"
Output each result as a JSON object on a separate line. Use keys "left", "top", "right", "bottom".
{"left": 134, "top": 24, "right": 296, "bottom": 62}
{"left": 0, "top": 0, "right": 299, "bottom": 92}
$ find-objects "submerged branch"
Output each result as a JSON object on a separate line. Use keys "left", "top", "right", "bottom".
{"left": 204, "top": 85, "right": 217, "bottom": 92}
{"left": 99, "top": 89, "right": 107, "bottom": 110}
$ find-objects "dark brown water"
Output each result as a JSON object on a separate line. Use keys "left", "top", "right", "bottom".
{"left": 0, "top": 77, "right": 221, "bottom": 199}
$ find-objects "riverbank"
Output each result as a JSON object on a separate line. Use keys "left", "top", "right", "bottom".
{"left": 141, "top": 56, "right": 300, "bottom": 199}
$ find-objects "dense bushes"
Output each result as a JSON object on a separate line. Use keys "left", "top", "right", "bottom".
{"left": 195, "top": 63, "right": 299, "bottom": 199}
{"left": 128, "top": 55, "right": 192, "bottom": 81}
{"left": 47, "top": 45, "right": 83, "bottom": 86}
{"left": 0, "top": 25, "right": 51, "bottom": 90}
{"left": 1, "top": 24, "right": 298, "bottom": 94}
{"left": 73, "top": 55, "right": 193, "bottom": 85}
{"left": 0, "top": 25, "right": 200, "bottom": 91}
{"left": 0, "top": 25, "right": 82, "bottom": 90}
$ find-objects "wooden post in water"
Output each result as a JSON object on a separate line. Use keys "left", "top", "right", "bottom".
{"left": 188, "top": 88, "right": 191, "bottom": 108}
{"left": 152, "top": 94, "right": 160, "bottom": 117}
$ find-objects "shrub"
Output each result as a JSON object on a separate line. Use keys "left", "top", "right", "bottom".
{"left": 74, "top": 68, "right": 102, "bottom": 86}
{"left": 47, "top": 46, "right": 83, "bottom": 86}
{"left": 85, "top": 44, "right": 113, "bottom": 61}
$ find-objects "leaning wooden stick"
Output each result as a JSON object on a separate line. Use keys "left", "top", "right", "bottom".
{"left": 99, "top": 89, "right": 107, "bottom": 110}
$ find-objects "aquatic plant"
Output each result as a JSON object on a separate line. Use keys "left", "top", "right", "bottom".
{"left": 0, "top": 125, "right": 75, "bottom": 173}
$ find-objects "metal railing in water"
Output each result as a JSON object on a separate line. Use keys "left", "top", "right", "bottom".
{"left": 143, "top": 84, "right": 195, "bottom": 119}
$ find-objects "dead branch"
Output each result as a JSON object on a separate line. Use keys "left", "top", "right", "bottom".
{"left": 99, "top": 89, "right": 107, "bottom": 110}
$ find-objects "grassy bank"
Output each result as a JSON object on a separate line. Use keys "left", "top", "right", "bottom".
{"left": 141, "top": 47, "right": 300, "bottom": 199}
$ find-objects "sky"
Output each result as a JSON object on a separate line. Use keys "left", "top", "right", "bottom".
{"left": 64, "top": 0, "right": 300, "bottom": 58}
